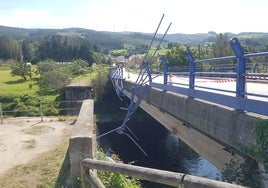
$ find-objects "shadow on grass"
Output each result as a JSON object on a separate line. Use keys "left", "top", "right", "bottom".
{"left": 4, "top": 77, "right": 39, "bottom": 85}
{"left": 4, "top": 78, "right": 26, "bottom": 84}
{"left": 36, "top": 89, "right": 59, "bottom": 96}
{"left": 55, "top": 149, "right": 71, "bottom": 188}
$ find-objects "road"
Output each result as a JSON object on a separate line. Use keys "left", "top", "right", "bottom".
{"left": 125, "top": 72, "right": 268, "bottom": 102}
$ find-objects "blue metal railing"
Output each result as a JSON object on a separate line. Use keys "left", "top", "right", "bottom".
{"left": 99, "top": 14, "right": 172, "bottom": 155}
{"left": 107, "top": 36, "right": 268, "bottom": 157}
{"left": 150, "top": 38, "right": 268, "bottom": 116}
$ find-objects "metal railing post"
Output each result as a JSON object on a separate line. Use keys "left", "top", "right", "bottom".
{"left": 230, "top": 38, "right": 246, "bottom": 98}
{"left": 40, "top": 102, "right": 43, "bottom": 122}
{"left": 159, "top": 56, "right": 169, "bottom": 85}
{"left": 186, "top": 50, "right": 195, "bottom": 97}
{"left": 0, "top": 103, "right": 3, "bottom": 124}
{"left": 142, "top": 62, "right": 152, "bottom": 83}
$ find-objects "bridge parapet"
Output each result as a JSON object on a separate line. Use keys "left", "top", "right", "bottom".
{"left": 153, "top": 38, "right": 268, "bottom": 116}
{"left": 68, "top": 99, "right": 104, "bottom": 187}
{"left": 123, "top": 81, "right": 260, "bottom": 151}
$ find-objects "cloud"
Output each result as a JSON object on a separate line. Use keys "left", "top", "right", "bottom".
{"left": 0, "top": 0, "right": 267, "bottom": 33}
{"left": 0, "top": 8, "right": 55, "bottom": 28}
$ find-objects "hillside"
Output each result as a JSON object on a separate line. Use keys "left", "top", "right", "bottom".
{"left": 0, "top": 25, "right": 268, "bottom": 46}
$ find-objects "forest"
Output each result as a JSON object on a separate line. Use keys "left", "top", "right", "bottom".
{"left": 0, "top": 25, "right": 268, "bottom": 67}
{"left": 0, "top": 35, "right": 106, "bottom": 65}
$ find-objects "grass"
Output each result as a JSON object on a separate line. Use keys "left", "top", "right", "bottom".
{"left": 22, "top": 139, "right": 37, "bottom": 149}
{"left": 0, "top": 68, "right": 62, "bottom": 102}
{"left": 23, "top": 126, "right": 55, "bottom": 135}
{"left": 70, "top": 71, "right": 93, "bottom": 85}
{"left": 0, "top": 69, "right": 39, "bottom": 95}
{"left": 0, "top": 126, "right": 72, "bottom": 188}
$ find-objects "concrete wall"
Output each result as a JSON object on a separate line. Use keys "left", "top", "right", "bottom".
{"left": 65, "top": 86, "right": 93, "bottom": 115}
{"left": 123, "top": 81, "right": 267, "bottom": 168}
{"left": 68, "top": 99, "right": 96, "bottom": 186}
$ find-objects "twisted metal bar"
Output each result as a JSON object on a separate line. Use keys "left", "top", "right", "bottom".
{"left": 97, "top": 14, "right": 171, "bottom": 155}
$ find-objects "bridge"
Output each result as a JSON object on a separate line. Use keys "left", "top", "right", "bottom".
{"left": 108, "top": 37, "right": 268, "bottom": 171}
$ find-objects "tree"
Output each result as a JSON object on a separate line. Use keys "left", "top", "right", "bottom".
{"left": 212, "top": 33, "right": 232, "bottom": 57}
{"left": 0, "top": 36, "right": 21, "bottom": 61}
{"left": 68, "top": 59, "right": 88, "bottom": 75}
{"left": 91, "top": 65, "right": 109, "bottom": 101}
{"left": 165, "top": 43, "right": 187, "bottom": 67}
{"left": 37, "top": 60, "right": 57, "bottom": 75}
{"left": 10, "top": 62, "right": 32, "bottom": 80}
{"left": 37, "top": 35, "right": 100, "bottom": 64}
{"left": 39, "top": 67, "right": 71, "bottom": 91}
{"left": 22, "top": 39, "right": 38, "bottom": 63}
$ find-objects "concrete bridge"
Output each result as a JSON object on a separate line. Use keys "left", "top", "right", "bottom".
{"left": 122, "top": 79, "right": 264, "bottom": 168}
{"left": 109, "top": 38, "right": 268, "bottom": 170}
{"left": 68, "top": 99, "right": 247, "bottom": 188}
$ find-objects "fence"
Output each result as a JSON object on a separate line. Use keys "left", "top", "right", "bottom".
{"left": 168, "top": 61, "right": 268, "bottom": 73}
{"left": 149, "top": 38, "right": 268, "bottom": 116}
{"left": 0, "top": 100, "right": 83, "bottom": 123}
{"left": 81, "top": 158, "right": 247, "bottom": 188}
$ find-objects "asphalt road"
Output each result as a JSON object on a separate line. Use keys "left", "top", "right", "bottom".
{"left": 125, "top": 72, "right": 268, "bottom": 102}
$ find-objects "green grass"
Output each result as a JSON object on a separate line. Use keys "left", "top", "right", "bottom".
{"left": 0, "top": 69, "right": 40, "bottom": 95}
{"left": 70, "top": 71, "right": 93, "bottom": 85}
{"left": 0, "top": 69, "right": 62, "bottom": 101}
{"left": 110, "top": 49, "right": 126, "bottom": 54}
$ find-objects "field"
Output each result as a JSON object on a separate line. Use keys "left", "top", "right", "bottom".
{"left": 0, "top": 69, "right": 39, "bottom": 95}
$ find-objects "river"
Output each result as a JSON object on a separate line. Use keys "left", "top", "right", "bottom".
{"left": 97, "top": 113, "right": 222, "bottom": 188}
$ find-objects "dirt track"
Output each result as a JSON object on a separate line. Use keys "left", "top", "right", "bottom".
{"left": 0, "top": 117, "right": 71, "bottom": 174}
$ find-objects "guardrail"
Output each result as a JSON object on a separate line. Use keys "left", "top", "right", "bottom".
{"left": 81, "top": 158, "right": 247, "bottom": 188}
{"left": 168, "top": 61, "right": 268, "bottom": 73}
{"left": 149, "top": 38, "right": 268, "bottom": 116}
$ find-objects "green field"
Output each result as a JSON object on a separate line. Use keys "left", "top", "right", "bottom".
{"left": 0, "top": 68, "right": 61, "bottom": 102}
{"left": 0, "top": 69, "right": 39, "bottom": 95}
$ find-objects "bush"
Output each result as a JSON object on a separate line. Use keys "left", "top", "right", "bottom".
{"left": 1, "top": 94, "right": 60, "bottom": 117}
{"left": 96, "top": 147, "right": 141, "bottom": 188}
{"left": 39, "top": 67, "right": 71, "bottom": 91}
{"left": 10, "top": 62, "right": 32, "bottom": 81}
{"left": 91, "top": 65, "right": 109, "bottom": 101}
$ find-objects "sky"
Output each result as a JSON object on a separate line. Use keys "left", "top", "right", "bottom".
{"left": 0, "top": 0, "right": 267, "bottom": 34}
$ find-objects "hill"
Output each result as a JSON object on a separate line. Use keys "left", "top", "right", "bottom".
{"left": 0, "top": 25, "right": 268, "bottom": 47}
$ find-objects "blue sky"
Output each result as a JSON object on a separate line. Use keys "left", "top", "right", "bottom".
{"left": 0, "top": 0, "right": 267, "bottom": 34}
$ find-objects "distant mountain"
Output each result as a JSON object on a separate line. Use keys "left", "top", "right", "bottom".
{"left": 164, "top": 32, "right": 216, "bottom": 44}
{"left": 0, "top": 25, "right": 30, "bottom": 38}
{"left": 0, "top": 25, "right": 268, "bottom": 46}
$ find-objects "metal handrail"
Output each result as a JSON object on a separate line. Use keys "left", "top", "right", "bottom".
{"left": 82, "top": 158, "right": 247, "bottom": 188}
{"left": 153, "top": 38, "right": 268, "bottom": 116}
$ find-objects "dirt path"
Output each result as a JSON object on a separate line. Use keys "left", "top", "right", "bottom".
{"left": 0, "top": 116, "right": 72, "bottom": 174}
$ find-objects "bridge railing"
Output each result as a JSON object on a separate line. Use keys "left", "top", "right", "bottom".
{"left": 150, "top": 38, "right": 268, "bottom": 116}
{"left": 168, "top": 61, "right": 268, "bottom": 74}
{"left": 81, "top": 158, "right": 247, "bottom": 188}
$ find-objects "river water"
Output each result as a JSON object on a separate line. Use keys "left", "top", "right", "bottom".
{"left": 97, "top": 115, "right": 222, "bottom": 187}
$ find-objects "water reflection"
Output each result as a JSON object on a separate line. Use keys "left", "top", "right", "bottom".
{"left": 97, "top": 118, "right": 221, "bottom": 187}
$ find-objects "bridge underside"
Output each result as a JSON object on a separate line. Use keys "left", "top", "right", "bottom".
{"left": 123, "top": 81, "right": 266, "bottom": 169}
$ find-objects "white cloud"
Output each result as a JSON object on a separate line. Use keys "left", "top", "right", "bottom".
{"left": 0, "top": 0, "right": 267, "bottom": 33}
